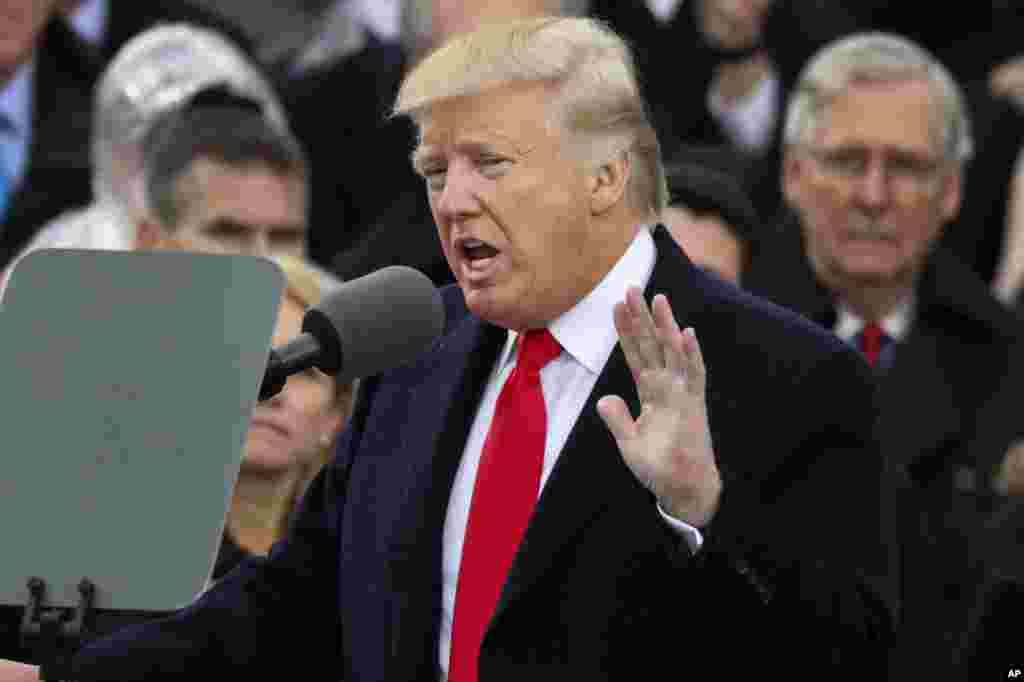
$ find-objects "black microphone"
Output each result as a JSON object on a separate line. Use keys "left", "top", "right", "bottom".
{"left": 259, "top": 265, "right": 445, "bottom": 400}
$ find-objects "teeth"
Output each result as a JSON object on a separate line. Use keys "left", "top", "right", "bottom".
{"left": 463, "top": 239, "right": 484, "bottom": 248}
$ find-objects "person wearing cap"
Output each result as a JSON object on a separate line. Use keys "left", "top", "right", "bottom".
{"left": 0, "top": 23, "right": 289, "bottom": 293}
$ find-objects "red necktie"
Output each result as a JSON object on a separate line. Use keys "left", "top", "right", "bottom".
{"left": 859, "top": 322, "right": 885, "bottom": 367}
{"left": 448, "top": 328, "right": 562, "bottom": 682}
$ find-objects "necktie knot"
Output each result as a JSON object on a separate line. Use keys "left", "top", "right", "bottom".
{"left": 858, "top": 322, "right": 890, "bottom": 367}
{"left": 516, "top": 329, "right": 561, "bottom": 378}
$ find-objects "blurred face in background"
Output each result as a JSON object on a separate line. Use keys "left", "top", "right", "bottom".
{"left": 142, "top": 157, "right": 308, "bottom": 259}
{"left": 697, "top": 0, "right": 773, "bottom": 50}
{"left": 663, "top": 203, "right": 744, "bottom": 284}
{"left": 244, "top": 294, "right": 341, "bottom": 474}
{"left": 0, "top": 0, "right": 58, "bottom": 81}
{"left": 783, "top": 78, "right": 961, "bottom": 293}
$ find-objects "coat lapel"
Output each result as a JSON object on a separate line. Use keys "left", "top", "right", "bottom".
{"left": 877, "top": 325, "right": 961, "bottom": 486}
{"left": 383, "top": 304, "right": 507, "bottom": 681}
{"left": 496, "top": 226, "right": 702, "bottom": 617}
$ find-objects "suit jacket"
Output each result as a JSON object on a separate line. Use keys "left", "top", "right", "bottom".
{"left": 961, "top": 576, "right": 1024, "bottom": 680}
{"left": 744, "top": 213, "right": 1024, "bottom": 679}
{"left": 0, "top": 21, "right": 98, "bottom": 269}
{"left": 72, "top": 226, "right": 893, "bottom": 680}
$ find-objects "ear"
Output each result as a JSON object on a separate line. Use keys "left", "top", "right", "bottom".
{"left": 318, "top": 404, "right": 348, "bottom": 444}
{"left": 781, "top": 148, "right": 808, "bottom": 208}
{"left": 589, "top": 151, "right": 630, "bottom": 216}
{"left": 938, "top": 164, "right": 963, "bottom": 223}
{"left": 134, "top": 219, "right": 165, "bottom": 250}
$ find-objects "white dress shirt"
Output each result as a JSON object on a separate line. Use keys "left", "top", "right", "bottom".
{"left": 834, "top": 298, "right": 915, "bottom": 346}
{"left": 438, "top": 227, "right": 702, "bottom": 676}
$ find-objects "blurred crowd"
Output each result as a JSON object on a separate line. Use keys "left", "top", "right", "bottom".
{"left": 1, "top": 0, "right": 1024, "bottom": 678}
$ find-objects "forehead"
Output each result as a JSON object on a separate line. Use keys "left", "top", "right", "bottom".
{"left": 814, "top": 78, "right": 941, "bottom": 154}
{"left": 415, "top": 81, "right": 557, "bottom": 158}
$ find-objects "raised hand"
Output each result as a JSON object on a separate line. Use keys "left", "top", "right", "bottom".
{"left": 597, "top": 288, "right": 721, "bottom": 528}
{"left": 0, "top": 659, "right": 38, "bottom": 682}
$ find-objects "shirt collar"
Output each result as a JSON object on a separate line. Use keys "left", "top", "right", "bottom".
{"left": 499, "top": 227, "right": 658, "bottom": 374}
{"left": 67, "top": 0, "right": 108, "bottom": 48}
{"left": 0, "top": 58, "right": 34, "bottom": 133}
{"left": 834, "top": 296, "right": 915, "bottom": 343}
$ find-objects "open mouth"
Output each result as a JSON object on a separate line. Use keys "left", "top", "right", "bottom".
{"left": 460, "top": 238, "right": 501, "bottom": 263}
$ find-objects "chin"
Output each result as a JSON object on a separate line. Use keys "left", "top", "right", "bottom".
{"left": 240, "top": 450, "right": 296, "bottom": 475}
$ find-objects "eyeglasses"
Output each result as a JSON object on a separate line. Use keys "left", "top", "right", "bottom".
{"left": 804, "top": 145, "right": 946, "bottom": 196}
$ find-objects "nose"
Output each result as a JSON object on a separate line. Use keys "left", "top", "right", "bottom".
{"left": 852, "top": 160, "right": 890, "bottom": 213}
{"left": 433, "top": 162, "right": 481, "bottom": 225}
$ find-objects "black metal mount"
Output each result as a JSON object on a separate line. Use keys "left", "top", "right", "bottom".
{"left": 19, "top": 577, "right": 96, "bottom": 682}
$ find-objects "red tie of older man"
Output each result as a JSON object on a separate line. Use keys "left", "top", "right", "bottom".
{"left": 859, "top": 322, "right": 886, "bottom": 367}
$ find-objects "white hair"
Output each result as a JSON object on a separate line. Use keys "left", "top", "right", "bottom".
{"left": 784, "top": 32, "right": 973, "bottom": 163}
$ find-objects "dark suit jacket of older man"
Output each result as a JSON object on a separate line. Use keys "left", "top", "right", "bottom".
{"left": 745, "top": 212, "right": 1024, "bottom": 680}
{"left": 70, "top": 225, "right": 893, "bottom": 680}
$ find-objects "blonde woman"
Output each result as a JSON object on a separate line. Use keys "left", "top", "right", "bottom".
{"left": 213, "top": 255, "right": 354, "bottom": 579}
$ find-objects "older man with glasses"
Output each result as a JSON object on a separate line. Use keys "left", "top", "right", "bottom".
{"left": 745, "top": 32, "right": 1024, "bottom": 680}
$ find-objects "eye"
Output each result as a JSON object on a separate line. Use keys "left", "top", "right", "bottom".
{"left": 269, "top": 229, "right": 305, "bottom": 246}
{"left": 421, "top": 166, "right": 448, "bottom": 191}
{"left": 477, "top": 156, "right": 509, "bottom": 176}
{"left": 819, "top": 149, "right": 866, "bottom": 174}
{"left": 888, "top": 154, "right": 939, "bottom": 180}
{"left": 204, "top": 222, "right": 248, "bottom": 242}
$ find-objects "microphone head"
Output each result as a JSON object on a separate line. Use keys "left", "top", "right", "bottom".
{"left": 302, "top": 266, "right": 445, "bottom": 382}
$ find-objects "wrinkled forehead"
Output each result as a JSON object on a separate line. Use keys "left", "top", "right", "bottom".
{"left": 812, "top": 78, "right": 945, "bottom": 155}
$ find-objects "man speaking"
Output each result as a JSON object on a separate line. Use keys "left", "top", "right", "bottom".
{"left": 1, "top": 16, "right": 892, "bottom": 681}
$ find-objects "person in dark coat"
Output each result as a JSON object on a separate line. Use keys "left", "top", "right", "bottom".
{"left": 743, "top": 32, "right": 1024, "bottom": 680}
{"left": 0, "top": 7, "right": 98, "bottom": 269}
{"left": 0, "top": 16, "right": 894, "bottom": 682}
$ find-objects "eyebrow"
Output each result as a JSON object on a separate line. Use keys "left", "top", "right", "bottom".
{"left": 267, "top": 224, "right": 307, "bottom": 238}
{"left": 201, "top": 218, "right": 306, "bottom": 237}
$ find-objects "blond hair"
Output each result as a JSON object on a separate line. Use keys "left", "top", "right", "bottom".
{"left": 784, "top": 33, "right": 973, "bottom": 163}
{"left": 271, "top": 255, "right": 354, "bottom": 531}
{"left": 394, "top": 16, "right": 667, "bottom": 219}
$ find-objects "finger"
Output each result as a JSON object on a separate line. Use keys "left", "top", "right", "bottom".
{"left": 651, "top": 293, "right": 686, "bottom": 376}
{"left": 596, "top": 395, "right": 638, "bottom": 443}
{"left": 626, "top": 287, "right": 663, "bottom": 368}
{"left": 614, "top": 300, "right": 647, "bottom": 386}
{"left": 680, "top": 327, "right": 707, "bottom": 396}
